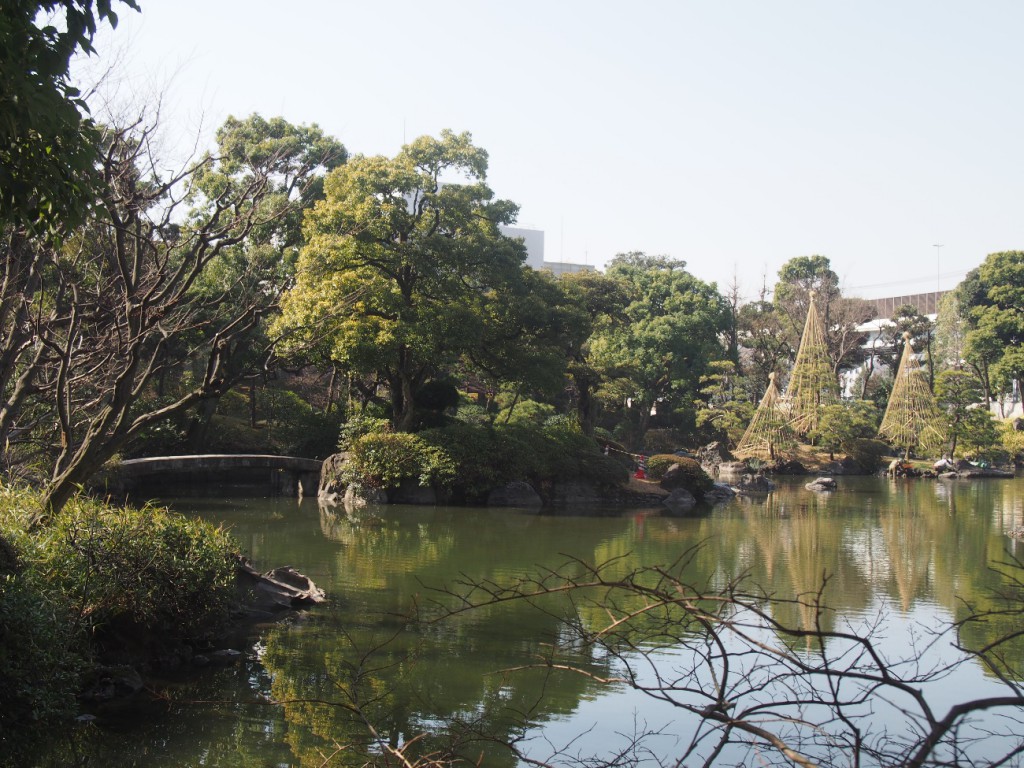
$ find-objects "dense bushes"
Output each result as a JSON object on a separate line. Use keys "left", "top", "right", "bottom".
{"left": 346, "top": 431, "right": 456, "bottom": 490}
{"left": 645, "top": 455, "right": 714, "bottom": 495}
{"left": 343, "top": 420, "right": 627, "bottom": 502}
{"left": 0, "top": 487, "right": 238, "bottom": 758}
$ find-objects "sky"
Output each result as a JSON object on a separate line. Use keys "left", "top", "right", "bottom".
{"left": 78, "top": 0, "right": 1024, "bottom": 301}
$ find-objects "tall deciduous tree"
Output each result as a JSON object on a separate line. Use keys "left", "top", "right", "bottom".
{"left": 590, "top": 253, "right": 729, "bottom": 449}
{"left": 274, "top": 130, "right": 544, "bottom": 431}
{"left": 0, "top": 113, "right": 343, "bottom": 514}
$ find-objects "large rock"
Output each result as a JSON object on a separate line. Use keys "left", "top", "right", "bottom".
{"left": 696, "top": 441, "right": 733, "bottom": 474}
{"left": 733, "top": 474, "right": 776, "bottom": 494}
{"left": 822, "top": 457, "right": 862, "bottom": 475}
{"left": 717, "top": 461, "right": 748, "bottom": 477}
{"left": 703, "top": 483, "right": 737, "bottom": 504}
{"left": 236, "top": 557, "right": 326, "bottom": 611}
{"left": 550, "top": 481, "right": 602, "bottom": 506}
{"left": 770, "top": 459, "right": 807, "bottom": 475}
{"left": 958, "top": 467, "right": 1015, "bottom": 479}
{"left": 344, "top": 484, "right": 388, "bottom": 509}
{"left": 805, "top": 477, "right": 837, "bottom": 491}
{"left": 662, "top": 488, "right": 697, "bottom": 513}
{"left": 80, "top": 665, "right": 145, "bottom": 703}
{"left": 659, "top": 459, "right": 714, "bottom": 497}
{"left": 318, "top": 452, "right": 349, "bottom": 500}
{"left": 487, "top": 481, "right": 542, "bottom": 508}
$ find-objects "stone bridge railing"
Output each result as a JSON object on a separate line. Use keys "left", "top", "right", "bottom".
{"left": 99, "top": 454, "right": 322, "bottom": 497}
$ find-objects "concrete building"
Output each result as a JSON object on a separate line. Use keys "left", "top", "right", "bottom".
{"left": 500, "top": 225, "right": 595, "bottom": 276}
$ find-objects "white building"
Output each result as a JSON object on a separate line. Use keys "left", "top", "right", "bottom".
{"left": 500, "top": 225, "right": 596, "bottom": 276}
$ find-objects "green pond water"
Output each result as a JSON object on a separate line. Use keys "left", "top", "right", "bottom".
{"left": 39, "top": 474, "right": 1024, "bottom": 766}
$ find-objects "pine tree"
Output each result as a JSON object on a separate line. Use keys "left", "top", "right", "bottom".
{"left": 734, "top": 373, "right": 796, "bottom": 461}
{"left": 787, "top": 292, "right": 839, "bottom": 435}
{"left": 878, "top": 333, "right": 945, "bottom": 458}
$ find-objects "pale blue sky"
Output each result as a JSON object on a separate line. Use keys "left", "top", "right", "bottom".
{"left": 82, "top": 1, "right": 1024, "bottom": 300}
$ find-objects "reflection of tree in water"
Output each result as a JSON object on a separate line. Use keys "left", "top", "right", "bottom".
{"left": 258, "top": 589, "right": 614, "bottom": 766}
{"left": 698, "top": 488, "right": 873, "bottom": 643}
{"left": 246, "top": 504, "right": 637, "bottom": 766}
{"left": 878, "top": 503, "right": 933, "bottom": 612}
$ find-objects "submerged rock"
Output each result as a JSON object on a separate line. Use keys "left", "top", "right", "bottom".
{"left": 79, "top": 665, "right": 144, "bottom": 703}
{"left": 344, "top": 484, "right": 388, "bottom": 509}
{"left": 703, "top": 483, "right": 737, "bottom": 504}
{"left": 733, "top": 474, "right": 776, "bottom": 494}
{"left": 805, "top": 477, "right": 837, "bottom": 492}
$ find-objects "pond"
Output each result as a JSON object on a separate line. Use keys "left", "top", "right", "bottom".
{"left": 40, "top": 475, "right": 1024, "bottom": 766}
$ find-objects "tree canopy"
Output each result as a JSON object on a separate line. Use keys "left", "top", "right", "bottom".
{"left": 273, "top": 130, "right": 560, "bottom": 431}
{"left": 1, "top": 0, "right": 139, "bottom": 232}
{"left": 590, "top": 253, "right": 729, "bottom": 449}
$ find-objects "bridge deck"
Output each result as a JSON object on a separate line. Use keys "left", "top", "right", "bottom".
{"left": 115, "top": 454, "right": 322, "bottom": 475}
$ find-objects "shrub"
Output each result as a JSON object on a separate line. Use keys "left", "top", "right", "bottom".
{"left": 0, "top": 543, "right": 83, "bottom": 761}
{"left": 645, "top": 453, "right": 682, "bottom": 480}
{"left": 1000, "top": 420, "right": 1024, "bottom": 464}
{"left": 646, "top": 455, "right": 714, "bottom": 495}
{"left": 497, "top": 399, "right": 556, "bottom": 427}
{"left": 419, "top": 422, "right": 511, "bottom": 501}
{"left": 347, "top": 431, "right": 456, "bottom": 489}
{"left": 418, "top": 421, "right": 628, "bottom": 500}
{"left": 846, "top": 438, "right": 889, "bottom": 473}
{"left": 45, "top": 501, "right": 237, "bottom": 647}
{"left": 339, "top": 413, "right": 393, "bottom": 451}
{"left": 0, "top": 487, "right": 239, "bottom": 757}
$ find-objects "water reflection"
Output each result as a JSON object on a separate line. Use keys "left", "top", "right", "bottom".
{"left": 44, "top": 474, "right": 1024, "bottom": 766}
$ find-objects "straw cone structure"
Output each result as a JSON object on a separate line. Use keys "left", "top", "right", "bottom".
{"left": 734, "top": 372, "right": 795, "bottom": 461}
{"left": 786, "top": 293, "right": 838, "bottom": 435}
{"left": 878, "top": 333, "right": 944, "bottom": 457}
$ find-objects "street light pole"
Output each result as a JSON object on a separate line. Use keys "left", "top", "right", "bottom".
{"left": 933, "top": 244, "right": 943, "bottom": 310}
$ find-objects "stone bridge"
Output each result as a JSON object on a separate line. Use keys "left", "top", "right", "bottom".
{"left": 100, "top": 454, "right": 322, "bottom": 497}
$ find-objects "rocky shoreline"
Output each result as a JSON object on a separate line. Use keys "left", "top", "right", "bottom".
{"left": 317, "top": 443, "right": 1017, "bottom": 518}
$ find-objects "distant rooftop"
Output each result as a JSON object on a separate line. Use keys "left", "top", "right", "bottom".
{"left": 859, "top": 290, "right": 950, "bottom": 318}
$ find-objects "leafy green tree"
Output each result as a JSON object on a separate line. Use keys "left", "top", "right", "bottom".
{"left": 590, "top": 253, "right": 729, "bottom": 449}
{"left": 1, "top": 0, "right": 138, "bottom": 232}
{"left": 274, "top": 131, "right": 554, "bottom": 432}
{"left": 695, "top": 360, "right": 754, "bottom": 447}
{"left": 811, "top": 400, "right": 880, "bottom": 461}
{"left": 963, "top": 313, "right": 1002, "bottom": 406}
{"left": 934, "top": 369, "right": 985, "bottom": 458}
{"left": 182, "top": 114, "right": 346, "bottom": 449}
{"left": 957, "top": 252, "right": 1024, "bottom": 412}
{"left": 558, "top": 271, "right": 629, "bottom": 436}
{"left": 991, "top": 345, "right": 1024, "bottom": 411}
{"left": 961, "top": 407, "right": 1001, "bottom": 461}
